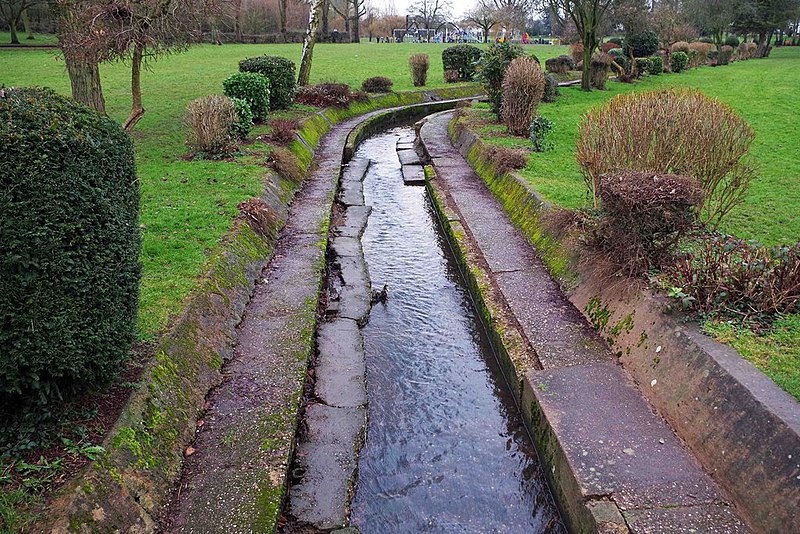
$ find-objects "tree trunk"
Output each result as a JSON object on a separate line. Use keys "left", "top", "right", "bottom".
{"left": 321, "top": 0, "right": 329, "bottom": 39}
{"left": 65, "top": 53, "right": 106, "bottom": 113}
{"left": 123, "top": 42, "right": 145, "bottom": 131}
{"left": 22, "top": 9, "right": 34, "bottom": 40}
{"left": 352, "top": 18, "right": 359, "bottom": 42}
{"left": 234, "top": 0, "right": 243, "bottom": 42}
{"left": 9, "top": 18, "right": 20, "bottom": 44}
{"left": 280, "top": 0, "right": 287, "bottom": 43}
{"left": 581, "top": 41, "right": 592, "bottom": 92}
{"left": 298, "top": 0, "right": 323, "bottom": 86}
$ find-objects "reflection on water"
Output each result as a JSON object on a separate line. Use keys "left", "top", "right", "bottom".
{"left": 350, "top": 127, "right": 564, "bottom": 533}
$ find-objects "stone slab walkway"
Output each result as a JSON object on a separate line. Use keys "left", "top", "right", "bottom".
{"left": 163, "top": 112, "right": 376, "bottom": 533}
{"left": 418, "top": 110, "right": 750, "bottom": 534}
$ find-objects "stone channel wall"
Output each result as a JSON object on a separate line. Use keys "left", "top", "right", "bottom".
{"left": 38, "top": 87, "right": 483, "bottom": 533}
{"left": 436, "top": 114, "right": 800, "bottom": 533}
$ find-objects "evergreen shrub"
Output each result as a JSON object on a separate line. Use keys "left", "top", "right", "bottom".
{"left": 239, "top": 55, "right": 297, "bottom": 110}
{"left": 223, "top": 72, "right": 270, "bottom": 121}
{"left": 441, "top": 44, "right": 483, "bottom": 80}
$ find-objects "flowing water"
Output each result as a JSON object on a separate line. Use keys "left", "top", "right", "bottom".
{"left": 350, "top": 126, "right": 564, "bottom": 533}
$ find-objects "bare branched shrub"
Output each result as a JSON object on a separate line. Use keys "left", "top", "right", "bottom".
{"left": 739, "top": 42, "right": 757, "bottom": 60}
{"left": 688, "top": 41, "right": 714, "bottom": 66}
{"left": 487, "top": 146, "right": 528, "bottom": 174}
{"left": 569, "top": 42, "right": 584, "bottom": 65}
{"left": 501, "top": 56, "right": 545, "bottom": 136}
{"left": 665, "top": 235, "right": 800, "bottom": 319}
{"left": 718, "top": 45, "right": 734, "bottom": 65}
{"left": 576, "top": 89, "right": 756, "bottom": 226}
{"left": 184, "top": 95, "right": 238, "bottom": 156}
{"left": 590, "top": 53, "right": 613, "bottom": 90}
{"left": 595, "top": 170, "right": 705, "bottom": 275}
{"left": 670, "top": 41, "right": 690, "bottom": 54}
{"left": 237, "top": 198, "right": 279, "bottom": 238}
{"left": 268, "top": 118, "right": 298, "bottom": 144}
{"left": 409, "top": 54, "right": 429, "bottom": 87}
{"left": 444, "top": 69, "right": 460, "bottom": 83}
{"left": 269, "top": 146, "right": 303, "bottom": 182}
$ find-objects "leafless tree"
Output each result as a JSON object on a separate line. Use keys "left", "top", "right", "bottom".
{"left": 465, "top": 1, "right": 499, "bottom": 42}
{"left": 541, "top": 0, "right": 614, "bottom": 91}
{"left": 0, "top": 0, "right": 42, "bottom": 43}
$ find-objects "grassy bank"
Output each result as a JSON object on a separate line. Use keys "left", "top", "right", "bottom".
{"left": 1, "top": 41, "right": 559, "bottom": 338}
{"left": 459, "top": 47, "right": 800, "bottom": 401}
{"left": 470, "top": 46, "right": 800, "bottom": 246}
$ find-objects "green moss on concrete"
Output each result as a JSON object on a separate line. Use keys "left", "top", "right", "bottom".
{"left": 297, "top": 113, "right": 332, "bottom": 149}
{"left": 425, "top": 170, "right": 527, "bottom": 399}
{"left": 454, "top": 119, "right": 578, "bottom": 289}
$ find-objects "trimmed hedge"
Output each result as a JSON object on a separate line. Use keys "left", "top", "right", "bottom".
{"left": 625, "top": 29, "right": 659, "bottom": 58}
{"left": 670, "top": 51, "right": 689, "bottom": 73}
{"left": 223, "top": 72, "right": 270, "bottom": 121}
{"left": 361, "top": 76, "right": 394, "bottom": 93}
{"left": 239, "top": 55, "right": 297, "bottom": 110}
{"left": 442, "top": 44, "right": 483, "bottom": 81}
{"left": 0, "top": 87, "right": 140, "bottom": 448}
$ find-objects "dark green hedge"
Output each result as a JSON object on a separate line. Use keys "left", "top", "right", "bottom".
{"left": 442, "top": 44, "right": 483, "bottom": 81}
{"left": 239, "top": 55, "right": 297, "bottom": 110}
{"left": 0, "top": 87, "right": 141, "bottom": 449}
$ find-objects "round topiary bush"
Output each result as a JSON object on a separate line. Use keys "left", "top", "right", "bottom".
{"left": 545, "top": 54, "right": 575, "bottom": 75}
{"left": 239, "top": 55, "right": 297, "bottom": 110}
{"left": 223, "top": 72, "right": 270, "bottom": 121}
{"left": 625, "top": 29, "right": 659, "bottom": 58}
{"left": 725, "top": 35, "right": 740, "bottom": 47}
{"left": 670, "top": 51, "right": 689, "bottom": 72}
{"left": 647, "top": 55, "right": 663, "bottom": 75}
{"left": 442, "top": 44, "right": 483, "bottom": 81}
{"left": 0, "top": 87, "right": 140, "bottom": 447}
{"left": 230, "top": 97, "right": 254, "bottom": 138}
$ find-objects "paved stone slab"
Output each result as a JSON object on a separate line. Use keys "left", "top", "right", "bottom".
{"left": 623, "top": 504, "right": 748, "bottom": 533}
{"left": 336, "top": 205, "right": 372, "bottom": 239}
{"left": 315, "top": 319, "right": 367, "bottom": 408}
{"left": 397, "top": 148, "right": 421, "bottom": 165}
{"left": 528, "top": 363, "right": 726, "bottom": 511}
{"left": 401, "top": 163, "right": 426, "bottom": 185}
{"left": 339, "top": 179, "right": 364, "bottom": 206}
{"left": 495, "top": 270, "right": 611, "bottom": 369}
{"left": 396, "top": 141, "right": 415, "bottom": 151}
{"left": 331, "top": 236, "right": 362, "bottom": 259}
{"left": 288, "top": 403, "right": 366, "bottom": 530}
{"left": 336, "top": 255, "right": 371, "bottom": 323}
{"left": 341, "top": 158, "right": 370, "bottom": 184}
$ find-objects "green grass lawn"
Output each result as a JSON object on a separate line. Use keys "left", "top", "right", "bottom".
{"left": 0, "top": 31, "right": 58, "bottom": 45}
{"left": 1, "top": 41, "right": 565, "bottom": 338}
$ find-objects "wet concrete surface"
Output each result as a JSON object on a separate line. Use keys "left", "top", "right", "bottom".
{"left": 418, "top": 110, "right": 751, "bottom": 533}
{"left": 350, "top": 127, "right": 564, "bottom": 533}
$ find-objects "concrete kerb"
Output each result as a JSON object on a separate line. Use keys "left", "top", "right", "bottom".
{"left": 424, "top": 109, "right": 800, "bottom": 533}
{"left": 38, "top": 87, "right": 482, "bottom": 534}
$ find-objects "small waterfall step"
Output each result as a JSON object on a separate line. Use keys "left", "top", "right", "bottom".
{"left": 397, "top": 134, "right": 425, "bottom": 186}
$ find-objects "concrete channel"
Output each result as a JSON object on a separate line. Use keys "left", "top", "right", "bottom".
{"left": 279, "top": 107, "right": 761, "bottom": 533}
{"left": 163, "top": 100, "right": 764, "bottom": 533}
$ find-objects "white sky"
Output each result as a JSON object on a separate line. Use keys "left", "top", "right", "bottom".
{"left": 376, "top": 0, "right": 474, "bottom": 20}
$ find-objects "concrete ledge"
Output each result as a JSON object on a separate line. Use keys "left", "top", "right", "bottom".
{"left": 440, "top": 111, "right": 800, "bottom": 533}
